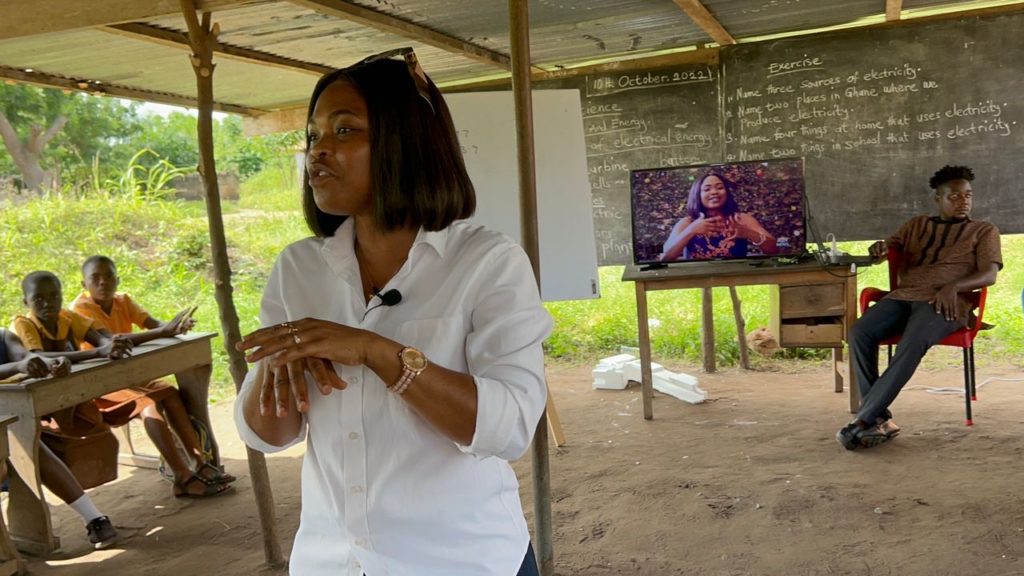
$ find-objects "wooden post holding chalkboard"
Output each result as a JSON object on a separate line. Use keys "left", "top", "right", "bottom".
{"left": 701, "top": 288, "right": 716, "bottom": 373}
{"left": 729, "top": 286, "right": 751, "bottom": 370}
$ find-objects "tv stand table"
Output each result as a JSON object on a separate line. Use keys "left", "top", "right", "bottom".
{"left": 623, "top": 259, "right": 862, "bottom": 419}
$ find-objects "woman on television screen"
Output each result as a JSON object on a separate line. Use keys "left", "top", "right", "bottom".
{"left": 659, "top": 171, "right": 780, "bottom": 261}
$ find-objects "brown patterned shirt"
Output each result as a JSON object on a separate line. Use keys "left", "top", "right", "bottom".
{"left": 884, "top": 215, "right": 1002, "bottom": 318}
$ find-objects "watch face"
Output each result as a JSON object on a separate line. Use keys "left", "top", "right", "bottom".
{"left": 401, "top": 347, "right": 428, "bottom": 371}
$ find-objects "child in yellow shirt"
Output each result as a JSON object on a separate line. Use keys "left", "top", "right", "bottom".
{"left": 72, "top": 256, "right": 234, "bottom": 497}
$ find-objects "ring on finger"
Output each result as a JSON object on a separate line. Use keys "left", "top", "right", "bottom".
{"left": 293, "top": 334, "right": 302, "bottom": 345}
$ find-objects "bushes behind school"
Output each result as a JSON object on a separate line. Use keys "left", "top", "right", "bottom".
{"left": 2, "top": 188, "right": 1022, "bottom": 401}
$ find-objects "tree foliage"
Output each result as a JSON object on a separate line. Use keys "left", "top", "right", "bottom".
{"left": 0, "top": 83, "right": 303, "bottom": 192}
{"left": 0, "top": 83, "right": 140, "bottom": 185}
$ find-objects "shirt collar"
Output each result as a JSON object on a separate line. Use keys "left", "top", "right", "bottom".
{"left": 413, "top": 226, "right": 448, "bottom": 259}
{"left": 320, "top": 218, "right": 449, "bottom": 262}
{"left": 27, "top": 310, "right": 67, "bottom": 341}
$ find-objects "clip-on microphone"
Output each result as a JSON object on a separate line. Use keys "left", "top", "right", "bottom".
{"left": 374, "top": 287, "right": 403, "bottom": 307}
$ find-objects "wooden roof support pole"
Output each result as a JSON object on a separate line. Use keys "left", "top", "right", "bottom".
{"left": 887, "top": 0, "right": 904, "bottom": 22}
{"left": 672, "top": 0, "right": 736, "bottom": 45}
{"left": 178, "top": 0, "right": 285, "bottom": 568}
{"left": 508, "top": 1, "right": 553, "bottom": 574}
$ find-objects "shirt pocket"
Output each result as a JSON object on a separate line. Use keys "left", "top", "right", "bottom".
{"left": 393, "top": 316, "right": 467, "bottom": 372}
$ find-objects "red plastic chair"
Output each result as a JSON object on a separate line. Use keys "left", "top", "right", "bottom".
{"left": 858, "top": 248, "right": 988, "bottom": 426}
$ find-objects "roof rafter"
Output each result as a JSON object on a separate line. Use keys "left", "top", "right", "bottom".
{"left": 288, "top": 0, "right": 544, "bottom": 73}
{"left": 0, "top": 0, "right": 249, "bottom": 41}
{"left": 98, "top": 22, "right": 334, "bottom": 76}
{"left": 672, "top": 0, "right": 736, "bottom": 46}
{"left": 0, "top": 66, "right": 265, "bottom": 116}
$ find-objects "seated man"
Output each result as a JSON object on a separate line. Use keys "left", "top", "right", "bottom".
{"left": 13, "top": 270, "right": 231, "bottom": 499}
{"left": 71, "top": 256, "right": 234, "bottom": 496}
{"left": 0, "top": 328, "right": 119, "bottom": 549}
{"left": 837, "top": 165, "right": 1001, "bottom": 450}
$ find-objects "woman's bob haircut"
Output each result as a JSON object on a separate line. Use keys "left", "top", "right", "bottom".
{"left": 303, "top": 57, "right": 476, "bottom": 238}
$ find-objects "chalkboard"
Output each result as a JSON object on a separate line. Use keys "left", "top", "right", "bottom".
{"left": 722, "top": 13, "right": 1024, "bottom": 242}
{"left": 539, "top": 64, "right": 722, "bottom": 265}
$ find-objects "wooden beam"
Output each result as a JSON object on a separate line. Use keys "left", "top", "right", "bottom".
{"left": 887, "top": 0, "right": 903, "bottom": 22}
{"left": 0, "top": 66, "right": 264, "bottom": 115}
{"left": 444, "top": 47, "right": 720, "bottom": 92}
{"left": 672, "top": 0, "right": 736, "bottom": 46}
{"left": 99, "top": 23, "right": 334, "bottom": 77}
{"left": 243, "top": 107, "right": 308, "bottom": 137}
{"left": 1, "top": 0, "right": 249, "bottom": 41}
{"left": 289, "top": 0, "right": 527, "bottom": 72}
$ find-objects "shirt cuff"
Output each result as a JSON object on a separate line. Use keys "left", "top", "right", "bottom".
{"left": 233, "top": 368, "right": 307, "bottom": 454}
{"left": 457, "top": 373, "right": 546, "bottom": 462}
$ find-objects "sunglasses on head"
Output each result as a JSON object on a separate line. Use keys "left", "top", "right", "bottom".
{"left": 340, "top": 47, "right": 436, "bottom": 116}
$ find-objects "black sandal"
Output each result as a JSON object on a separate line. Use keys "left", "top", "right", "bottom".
{"left": 197, "top": 461, "right": 236, "bottom": 485}
{"left": 173, "top": 474, "right": 235, "bottom": 499}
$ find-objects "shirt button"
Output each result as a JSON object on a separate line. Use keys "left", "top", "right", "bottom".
{"left": 351, "top": 559, "right": 360, "bottom": 568}
{"left": 349, "top": 376, "right": 360, "bottom": 385}
{"left": 351, "top": 485, "right": 363, "bottom": 494}
{"left": 354, "top": 538, "right": 365, "bottom": 547}
{"left": 349, "top": 432, "right": 360, "bottom": 440}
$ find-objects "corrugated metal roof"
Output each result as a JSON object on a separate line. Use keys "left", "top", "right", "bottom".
{"left": 143, "top": 3, "right": 499, "bottom": 84}
{"left": 0, "top": 28, "right": 316, "bottom": 109}
{"left": 706, "top": 0, "right": 885, "bottom": 38}
{"left": 0, "top": 0, "right": 1018, "bottom": 112}
{"left": 332, "top": 0, "right": 709, "bottom": 68}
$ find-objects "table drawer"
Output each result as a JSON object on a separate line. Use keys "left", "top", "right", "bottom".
{"left": 780, "top": 323, "right": 845, "bottom": 347}
{"left": 778, "top": 284, "right": 845, "bottom": 318}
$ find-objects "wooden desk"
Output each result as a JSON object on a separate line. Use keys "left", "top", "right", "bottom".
{"left": 0, "top": 414, "right": 26, "bottom": 575}
{"left": 0, "top": 333, "right": 219, "bottom": 555}
{"left": 624, "top": 260, "right": 861, "bottom": 420}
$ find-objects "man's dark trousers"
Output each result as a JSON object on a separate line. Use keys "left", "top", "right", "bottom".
{"left": 850, "top": 299, "right": 961, "bottom": 424}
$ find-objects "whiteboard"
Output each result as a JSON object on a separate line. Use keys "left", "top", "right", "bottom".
{"left": 445, "top": 90, "right": 599, "bottom": 302}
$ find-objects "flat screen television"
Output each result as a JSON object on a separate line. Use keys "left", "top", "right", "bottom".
{"left": 630, "top": 158, "right": 806, "bottom": 265}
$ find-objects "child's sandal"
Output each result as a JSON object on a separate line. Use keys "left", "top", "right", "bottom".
{"left": 173, "top": 474, "right": 234, "bottom": 499}
{"left": 197, "top": 461, "right": 236, "bottom": 484}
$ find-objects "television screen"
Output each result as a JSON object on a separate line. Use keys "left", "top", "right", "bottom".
{"left": 630, "top": 158, "right": 806, "bottom": 265}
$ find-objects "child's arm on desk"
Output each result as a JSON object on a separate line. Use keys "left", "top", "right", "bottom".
{"left": 32, "top": 329, "right": 133, "bottom": 363}
{"left": 2, "top": 329, "right": 71, "bottom": 377}
{"left": 107, "top": 306, "right": 197, "bottom": 346}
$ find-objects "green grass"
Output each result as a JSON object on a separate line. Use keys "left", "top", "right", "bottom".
{"left": 546, "top": 240, "right": 1024, "bottom": 368}
{"left": 2, "top": 185, "right": 1022, "bottom": 402}
{"left": 237, "top": 163, "right": 303, "bottom": 213}
{"left": 0, "top": 191, "right": 308, "bottom": 402}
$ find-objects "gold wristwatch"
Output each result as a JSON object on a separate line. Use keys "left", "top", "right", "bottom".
{"left": 390, "top": 346, "right": 428, "bottom": 395}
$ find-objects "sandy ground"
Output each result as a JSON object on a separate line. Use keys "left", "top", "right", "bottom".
{"left": 9, "top": 353, "right": 1024, "bottom": 576}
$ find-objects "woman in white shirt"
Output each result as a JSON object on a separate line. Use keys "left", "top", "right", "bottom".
{"left": 233, "top": 47, "right": 552, "bottom": 576}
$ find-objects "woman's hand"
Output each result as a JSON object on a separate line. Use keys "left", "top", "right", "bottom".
{"left": 237, "top": 319, "right": 376, "bottom": 414}
{"left": 685, "top": 212, "right": 724, "bottom": 236}
{"left": 254, "top": 355, "right": 345, "bottom": 416}
{"left": 724, "top": 214, "right": 760, "bottom": 242}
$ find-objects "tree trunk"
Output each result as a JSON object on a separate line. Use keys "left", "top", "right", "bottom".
{"left": 0, "top": 112, "right": 67, "bottom": 194}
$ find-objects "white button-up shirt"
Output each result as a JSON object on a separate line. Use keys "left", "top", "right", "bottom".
{"left": 234, "top": 218, "right": 552, "bottom": 576}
